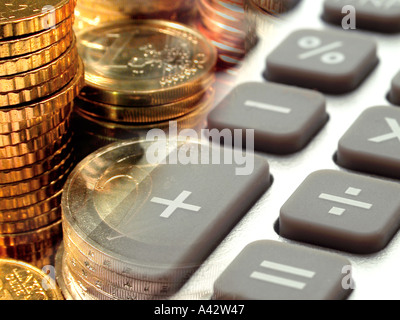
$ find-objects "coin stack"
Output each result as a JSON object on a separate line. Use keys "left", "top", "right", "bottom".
{"left": 195, "top": 0, "right": 256, "bottom": 99}
{"left": 196, "top": 0, "right": 248, "bottom": 70}
{"left": 74, "top": 0, "right": 196, "bottom": 36}
{"left": 58, "top": 139, "right": 215, "bottom": 300}
{"left": 72, "top": 20, "right": 217, "bottom": 161}
{"left": 0, "top": 0, "right": 84, "bottom": 269}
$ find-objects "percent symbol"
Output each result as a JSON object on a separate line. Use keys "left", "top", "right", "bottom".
{"left": 297, "top": 36, "right": 345, "bottom": 65}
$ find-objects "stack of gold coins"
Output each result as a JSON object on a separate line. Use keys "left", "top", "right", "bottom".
{"left": 195, "top": 0, "right": 257, "bottom": 98}
{"left": 0, "top": 0, "right": 84, "bottom": 269}
{"left": 196, "top": 0, "right": 247, "bottom": 70}
{"left": 72, "top": 20, "right": 216, "bottom": 161}
{"left": 74, "top": 0, "right": 196, "bottom": 36}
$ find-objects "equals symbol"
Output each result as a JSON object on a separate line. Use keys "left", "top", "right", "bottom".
{"left": 250, "top": 260, "right": 316, "bottom": 290}
{"left": 319, "top": 187, "right": 372, "bottom": 216}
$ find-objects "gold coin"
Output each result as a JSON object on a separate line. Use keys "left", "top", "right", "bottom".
{"left": 0, "top": 104, "right": 72, "bottom": 148}
{"left": 0, "top": 190, "right": 62, "bottom": 223}
{"left": 0, "top": 36, "right": 78, "bottom": 92}
{"left": 0, "top": 236, "right": 61, "bottom": 256}
{"left": 0, "top": 153, "right": 74, "bottom": 197}
{"left": 73, "top": 88, "right": 215, "bottom": 149}
{"left": 0, "top": 102, "right": 72, "bottom": 135}
{"left": 0, "top": 116, "right": 70, "bottom": 157}
{"left": 198, "top": 0, "right": 245, "bottom": 31}
{"left": 16, "top": 250, "right": 56, "bottom": 270}
{"left": 0, "top": 258, "right": 63, "bottom": 300}
{"left": 0, "top": 131, "right": 72, "bottom": 170}
{"left": 78, "top": 20, "right": 217, "bottom": 106}
{"left": 0, "top": 219, "right": 62, "bottom": 247}
{"left": 0, "top": 137, "right": 73, "bottom": 183}
{"left": 0, "top": 240, "right": 62, "bottom": 266}
{"left": 77, "top": 0, "right": 191, "bottom": 16}
{"left": 0, "top": 14, "right": 74, "bottom": 59}
{"left": 0, "top": 57, "right": 84, "bottom": 123}
{"left": 75, "top": 76, "right": 214, "bottom": 123}
{"left": 0, "top": 30, "right": 74, "bottom": 77}
{"left": 0, "top": 160, "right": 73, "bottom": 209}
{"left": 0, "top": 0, "right": 76, "bottom": 39}
{"left": 0, "top": 206, "right": 61, "bottom": 234}
{"left": 198, "top": 6, "right": 245, "bottom": 41}
{"left": 0, "top": 58, "right": 79, "bottom": 108}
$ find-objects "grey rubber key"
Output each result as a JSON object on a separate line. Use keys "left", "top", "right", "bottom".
{"left": 323, "top": 0, "right": 400, "bottom": 33}
{"left": 213, "top": 240, "right": 353, "bottom": 300}
{"left": 390, "top": 71, "right": 400, "bottom": 105}
{"left": 90, "top": 142, "right": 271, "bottom": 282}
{"left": 280, "top": 170, "right": 400, "bottom": 254}
{"left": 337, "top": 106, "right": 400, "bottom": 179}
{"left": 207, "top": 82, "right": 328, "bottom": 154}
{"left": 264, "top": 29, "right": 379, "bottom": 94}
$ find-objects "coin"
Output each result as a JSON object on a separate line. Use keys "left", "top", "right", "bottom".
{"left": 16, "top": 248, "right": 57, "bottom": 270}
{"left": 61, "top": 140, "right": 206, "bottom": 283}
{"left": 0, "top": 258, "right": 63, "bottom": 300}
{"left": 0, "top": 105, "right": 73, "bottom": 148}
{"left": 0, "top": 133, "right": 72, "bottom": 171}
{"left": 195, "top": 20, "right": 246, "bottom": 60}
{"left": 0, "top": 30, "right": 74, "bottom": 77}
{"left": 0, "top": 206, "right": 61, "bottom": 234}
{"left": 0, "top": 0, "right": 76, "bottom": 39}
{"left": 0, "top": 57, "right": 84, "bottom": 123}
{"left": 0, "top": 116, "right": 70, "bottom": 158}
{"left": 199, "top": 10, "right": 245, "bottom": 41}
{"left": 55, "top": 244, "right": 75, "bottom": 300}
{"left": 0, "top": 14, "right": 74, "bottom": 59}
{"left": 0, "top": 102, "right": 72, "bottom": 135}
{"left": 75, "top": 77, "right": 213, "bottom": 123}
{"left": 0, "top": 161, "right": 72, "bottom": 209}
{"left": 0, "top": 237, "right": 60, "bottom": 257}
{"left": 0, "top": 190, "right": 62, "bottom": 223}
{"left": 63, "top": 251, "right": 172, "bottom": 300}
{"left": 0, "top": 220, "right": 62, "bottom": 247}
{"left": 0, "top": 153, "right": 74, "bottom": 197}
{"left": 63, "top": 234, "right": 185, "bottom": 295}
{"left": 72, "top": 88, "right": 214, "bottom": 145}
{"left": 77, "top": 0, "right": 191, "bottom": 16}
{"left": 198, "top": 0, "right": 245, "bottom": 31}
{"left": 0, "top": 138, "right": 73, "bottom": 183}
{"left": 0, "top": 62, "right": 78, "bottom": 108}
{"left": 0, "top": 37, "right": 78, "bottom": 93}
{"left": 78, "top": 20, "right": 217, "bottom": 106}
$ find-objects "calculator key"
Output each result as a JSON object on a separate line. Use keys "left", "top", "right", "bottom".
{"left": 62, "top": 140, "right": 271, "bottom": 283}
{"left": 337, "top": 106, "right": 400, "bottom": 179}
{"left": 279, "top": 170, "right": 400, "bottom": 254}
{"left": 213, "top": 240, "right": 352, "bottom": 300}
{"left": 264, "top": 29, "right": 379, "bottom": 94}
{"left": 207, "top": 82, "right": 328, "bottom": 154}
{"left": 390, "top": 71, "right": 400, "bottom": 105}
{"left": 323, "top": 0, "right": 400, "bottom": 33}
